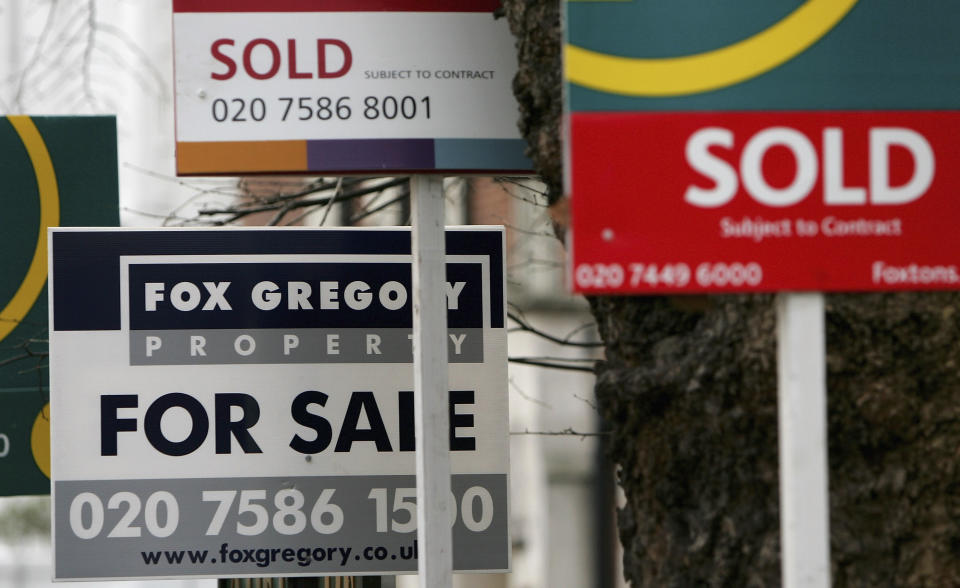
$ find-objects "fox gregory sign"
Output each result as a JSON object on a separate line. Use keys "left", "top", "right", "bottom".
{"left": 48, "top": 227, "right": 509, "bottom": 580}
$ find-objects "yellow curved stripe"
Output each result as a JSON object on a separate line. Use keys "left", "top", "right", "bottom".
{"left": 1, "top": 117, "right": 60, "bottom": 342}
{"left": 566, "top": 0, "right": 859, "bottom": 97}
{"left": 31, "top": 403, "right": 51, "bottom": 479}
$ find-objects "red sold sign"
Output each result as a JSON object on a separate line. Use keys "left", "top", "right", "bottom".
{"left": 569, "top": 110, "right": 960, "bottom": 293}
{"left": 565, "top": 2, "right": 960, "bottom": 293}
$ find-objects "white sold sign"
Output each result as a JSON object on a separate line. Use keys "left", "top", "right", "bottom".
{"left": 49, "top": 227, "right": 509, "bottom": 580}
{"left": 173, "top": 0, "right": 531, "bottom": 174}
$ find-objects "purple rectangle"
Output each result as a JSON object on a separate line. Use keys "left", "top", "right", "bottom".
{"left": 306, "top": 139, "right": 435, "bottom": 172}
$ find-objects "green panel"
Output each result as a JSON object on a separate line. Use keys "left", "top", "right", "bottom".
{"left": 0, "top": 389, "right": 49, "bottom": 496}
{"left": 0, "top": 116, "right": 117, "bottom": 495}
{"left": 567, "top": 0, "right": 960, "bottom": 111}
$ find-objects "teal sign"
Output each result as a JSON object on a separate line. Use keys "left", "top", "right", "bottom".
{"left": 0, "top": 390, "right": 49, "bottom": 496}
{"left": 567, "top": 0, "right": 960, "bottom": 111}
{"left": 0, "top": 116, "right": 118, "bottom": 495}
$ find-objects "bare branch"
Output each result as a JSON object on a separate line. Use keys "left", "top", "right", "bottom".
{"left": 510, "top": 428, "right": 610, "bottom": 439}
{"left": 509, "top": 357, "right": 598, "bottom": 373}
{"left": 349, "top": 190, "right": 410, "bottom": 225}
{"left": 508, "top": 376, "right": 550, "bottom": 408}
{"left": 508, "top": 310, "right": 604, "bottom": 348}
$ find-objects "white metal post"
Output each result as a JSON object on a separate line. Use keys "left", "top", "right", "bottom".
{"left": 777, "top": 292, "right": 831, "bottom": 588}
{"left": 410, "top": 175, "right": 454, "bottom": 587}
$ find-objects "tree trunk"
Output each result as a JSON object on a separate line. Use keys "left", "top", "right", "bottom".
{"left": 501, "top": 1, "right": 960, "bottom": 586}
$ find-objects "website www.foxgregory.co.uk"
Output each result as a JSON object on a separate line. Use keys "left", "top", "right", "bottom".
{"left": 141, "top": 540, "right": 419, "bottom": 570}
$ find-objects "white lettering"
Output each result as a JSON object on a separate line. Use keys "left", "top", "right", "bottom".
{"left": 823, "top": 128, "right": 866, "bottom": 205}
{"left": 190, "top": 335, "right": 207, "bottom": 357}
{"left": 201, "top": 282, "right": 232, "bottom": 311}
{"left": 741, "top": 127, "right": 817, "bottom": 207}
{"left": 870, "top": 128, "right": 935, "bottom": 204}
{"left": 345, "top": 281, "right": 372, "bottom": 310}
{"left": 379, "top": 281, "right": 407, "bottom": 311}
{"left": 684, "top": 127, "right": 737, "bottom": 207}
{"left": 145, "top": 336, "right": 162, "bottom": 357}
{"left": 234, "top": 334, "right": 256, "bottom": 356}
{"left": 327, "top": 333, "right": 340, "bottom": 355}
{"left": 319, "top": 281, "right": 339, "bottom": 310}
{"left": 171, "top": 282, "right": 202, "bottom": 312}
{"left": 252, "top": 281, "right": 281, "bottom": 311}
{"left": 144, "top": 283, "right": 165, "bottom": 311}
{"left": 287, "top": 282, "right": 312, "bottom": 310}
{"left": 283, "top": 334, "right": 300, "bottom": 356}
{"left": 449, "top": 333, "right": 466, "bottom": 355}
{"left": 684, "top": 125, "right": 935, "bottom": 208}
{"left": 0, "top": 433, "right": 9, "bottom": 458}
{"left": 366, "top": 334, "right": 382, "bottom": 355}
{"left": 445, "top": 282, "right": 467, "bottom": 310}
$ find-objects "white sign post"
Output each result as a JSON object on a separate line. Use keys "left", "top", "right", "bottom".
{"left": 777, "top": 293, "right": 831, "bottom": 588}
{"left": 411, "top": 176, "right": 454, "bottom": 587}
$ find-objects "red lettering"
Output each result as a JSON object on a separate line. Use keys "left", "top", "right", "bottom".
{"left": 243, "top": 38, "right": 281, "bottom": 80}
{"left": 287, "top": 39, "right": 311, "bottom": 79}
{"left": 210, "top": 37, "right": 352, "bottom": 81}
{"left": 317, "top": 39, "right": 352, "bottom": 79}
{"left": 210, "top": 39, "right": 236, "bottom": 81}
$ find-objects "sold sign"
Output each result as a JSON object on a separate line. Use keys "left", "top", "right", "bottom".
{"left": 565, "top": 1, "right": 960, "bottom": 293}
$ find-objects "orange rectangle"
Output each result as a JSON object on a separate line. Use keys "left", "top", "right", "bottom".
{"left": 176, "top": 140, "right": 307, "bottom": 175}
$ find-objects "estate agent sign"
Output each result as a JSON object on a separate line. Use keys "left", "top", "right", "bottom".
{"left": 173, "top": 0, "right": 531, "bottom": 175}
{"left": 49, "top": 227, "right": 509, "bottom": 580}
{"left": 566, "top": 0, "right": 960, "bottom": 293}
{"left": 0, "top": 116, "right": 117, "bottom": 496}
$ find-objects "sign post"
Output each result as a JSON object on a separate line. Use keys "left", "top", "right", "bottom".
{"left": 776, "top": 293, "right": 830, "bottom": 587}
{"left": 410, "top": 177, "right": 453, "bottom": 587}
{"left": 565, "top": 2, "right": 960, "bottom": 586}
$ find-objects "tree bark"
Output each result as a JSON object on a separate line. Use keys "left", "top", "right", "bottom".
{"left": 501, "top": 1, "right": 960, "bottom": 586}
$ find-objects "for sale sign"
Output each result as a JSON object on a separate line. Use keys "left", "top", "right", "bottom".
{"left": 49, "top": 227, "right": 509, "bottom": 580}
{"left": 565, "top": 0, "right": 960, "bottom": 293}
{"left": 173, "top": 0, "right": 531, "bottom": 175}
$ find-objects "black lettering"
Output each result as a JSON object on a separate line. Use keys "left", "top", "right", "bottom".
{"left": 289, "top": 390, "right": 333, "bottom": 454}
{"left": 449, "top": 390, "right": 476, "bottom": 451}
{"left": 398, "top": 390, "right": 415, "bottom": 452}
{"left": 101, "top": 395, "right": 138, "bottom": 456}
{"left": 335, "top": 391, "right": 392, "bottom": 452}
{"left": 215, "top": 393, "right": 262, "bottom": 454}
{"left": 144, "top": 393, "right": 208, "bottom": 456}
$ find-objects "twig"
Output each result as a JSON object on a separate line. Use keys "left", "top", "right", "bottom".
{"left": 509, "top": 357, "right": 597, "bottom": 373}
{"left": 510, "top": 428, "right": 610, "bottom": 439}
{"left": 508, "top": 311, "right": 604, "bottom": 348}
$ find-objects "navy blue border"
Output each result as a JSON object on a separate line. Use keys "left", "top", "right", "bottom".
{"left": 51, "top": 229, "right": 505, "bottom": 331}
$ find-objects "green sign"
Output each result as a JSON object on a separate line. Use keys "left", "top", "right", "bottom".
{"left": 0, "top": 116, "right": 118, "bottom": 495}
{"left": 567, "top": 0, "right": 960, "bottom": 111}
{"left": 0, "top": 389, "right": 49, "bottom": 496}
